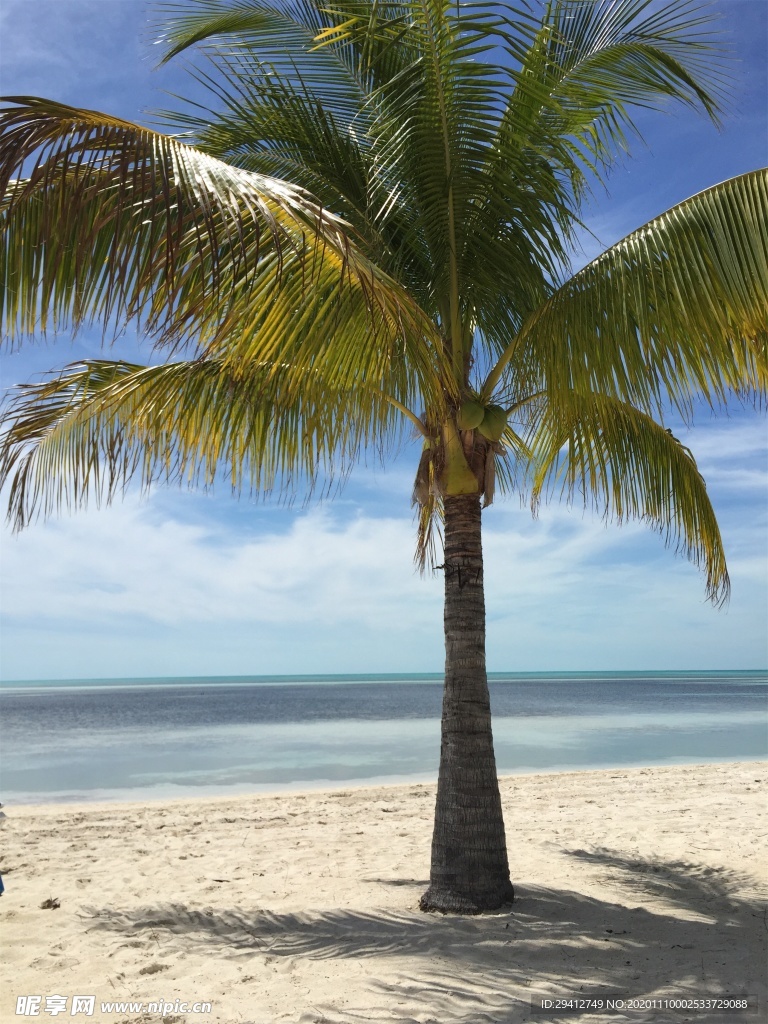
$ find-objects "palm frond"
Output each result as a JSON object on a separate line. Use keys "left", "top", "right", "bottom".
{"left": 0, "top": 356, "right": 416, "bottom": 530}
{"left": 496, "top": 0, "right": 727, "bottom": 184}
{"left": 465, "top": 0, "right": 731, "bottom": 359}
{"left": 157, "top": 0, "right": 365, "bottom": 87}
{"left": 0, "top": 97, "right": 448, "bottom": 411}
{"left": 487, "top": 169, "right": 768, "bottom": 416}
{"left": 531, "top": 391, "right": 730, "bottom": 605}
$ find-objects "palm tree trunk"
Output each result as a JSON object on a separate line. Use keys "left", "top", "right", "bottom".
{"left": 420, "top": 492, "right": 514, "bottom": 913}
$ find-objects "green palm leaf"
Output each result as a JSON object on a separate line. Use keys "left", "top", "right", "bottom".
{"left": 486, "top": 169, "right": 768, "bottom": 417}
{"left": 531, "top": 392, "right": 729, "bottom": 605}
{"left": 0, "top": 97, "right": 445, "bottom": 411}
{"left": 0, "top": 355, "right": 415, "bottom": 530}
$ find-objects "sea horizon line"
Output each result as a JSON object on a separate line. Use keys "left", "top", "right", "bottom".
{"left": 1, "top": 667, "right": 766, "bottom": 689}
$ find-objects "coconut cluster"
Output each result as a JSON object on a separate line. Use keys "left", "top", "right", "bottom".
{"left": 456, "top": 399, "right": 507, "bottom": 441}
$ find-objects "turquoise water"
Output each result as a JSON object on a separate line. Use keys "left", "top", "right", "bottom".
{"left": 0, "top": 671, "right": 765, "bottom": 803}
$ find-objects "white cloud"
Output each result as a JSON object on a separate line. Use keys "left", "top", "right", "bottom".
{"left": 1, "top": 479, "right": 765, "bottom": 680}
{"left": 679, "top": 418, "right": 768, "bottom": 463}
{"left": 0, "top": 403, "right": 764, "bottom": 682}
{"left": 0, "top": 499, "right": 439, "bottom": 629}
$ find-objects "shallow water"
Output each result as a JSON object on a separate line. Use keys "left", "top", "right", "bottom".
{"left": 1, "top": 671, "right": 765, "bottom": 802}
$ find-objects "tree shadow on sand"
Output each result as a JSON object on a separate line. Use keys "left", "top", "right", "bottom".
{"left": 84, "top": 850, "right": 765, "bottom": 1023}
{"left": 563, "top": 848, "right": 765, "bottom": 921}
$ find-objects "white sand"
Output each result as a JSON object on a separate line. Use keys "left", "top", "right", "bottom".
{"left": 0, "top": 761, "right": 765, "bottom": 1024}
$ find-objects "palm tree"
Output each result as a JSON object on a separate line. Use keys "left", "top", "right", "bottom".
{"left": 1, "top": 0, "right": 766, "bottom": 913}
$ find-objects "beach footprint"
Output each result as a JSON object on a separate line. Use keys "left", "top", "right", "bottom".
{"left": 138, "top": 962, "right": 169, "bottom": 976}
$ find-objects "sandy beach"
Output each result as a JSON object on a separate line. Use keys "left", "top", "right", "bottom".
{"left": 0, "top": 761, "right": 765, "bottom": 1024}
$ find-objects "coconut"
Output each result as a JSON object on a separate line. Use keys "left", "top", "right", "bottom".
{"left": 477, "top": 404, "right": 507, "bottom": 442}
{"left": 456, "top": 399, "right": 485, "bottom": 431}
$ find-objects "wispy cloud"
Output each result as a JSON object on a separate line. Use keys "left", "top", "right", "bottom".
{"left": 0, "top": 0, "right": 196, "bottom": 121}
{"left": 0, "top": 501, "right": 438, "bottom": 629}
{"left": 1, "top": 478, "right": 765, "bottom": 679}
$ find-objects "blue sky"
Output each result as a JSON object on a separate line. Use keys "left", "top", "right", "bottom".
{"left": 0, "top": 0, "right": 766, "bottom": 680}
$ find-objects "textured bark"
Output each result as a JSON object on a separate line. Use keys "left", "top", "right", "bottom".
{"left": 420, "top": 493, "right": 514, "bottom": 913}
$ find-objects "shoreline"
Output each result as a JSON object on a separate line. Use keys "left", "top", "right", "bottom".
{"left": 1, "top": 760, "right": 765, "bottom": 1023}
{"left": 6, "top": 754, "right": 767, "bottom": 812}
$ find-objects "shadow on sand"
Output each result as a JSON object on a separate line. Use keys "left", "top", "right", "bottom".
{"left": 84, "top": 849, "right": 765, "bottom": 1023}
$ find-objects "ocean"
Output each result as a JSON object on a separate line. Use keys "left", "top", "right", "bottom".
{"left": 0, "top": 671, "right": 765, "bottom": 804}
